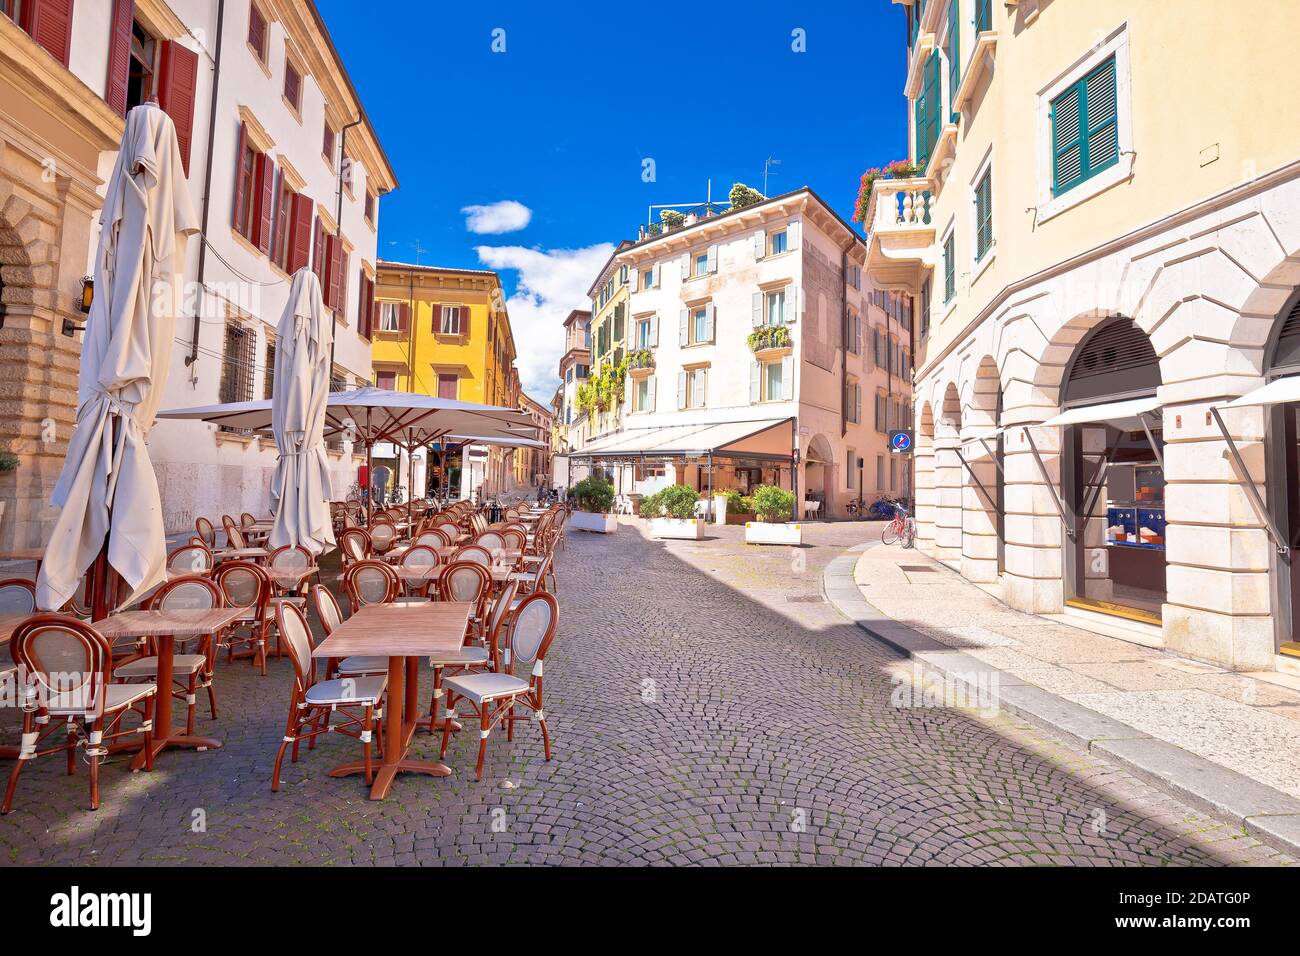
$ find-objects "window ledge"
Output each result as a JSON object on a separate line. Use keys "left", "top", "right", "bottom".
{"left": 972, "top": 247, "right": 996, "bottom": 284}
{"left": 905, "top": 33, "right": 937, "bottom": 98}
{"left": 926, "top": 122, "right": 959, "bottom": 184}
{"left": 214, "top": 431, "right": 258, "bottom": 448}
{"left": 247, "top": 45, "right": 272, "bottom": 80}
{"left": 953, "top": 32, "right": 997, "bottom": 112}
{"left": 753, "top": 345, "right": 793, "bottom": 361}
{"left": 1037, "top": 156, "right": 1134, "bottom": 225}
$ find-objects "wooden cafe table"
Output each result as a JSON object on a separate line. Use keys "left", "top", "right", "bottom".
{"left": 94, "top": 607, "right": 244, "bottom": 769}
{"left": 312, "top": 601, "right": 472, "bottom": 800}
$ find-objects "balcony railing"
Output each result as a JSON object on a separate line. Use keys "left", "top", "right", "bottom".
{"left": 865, "top": 177, "right": 935, "bottom": 235}
{"left": 637, "top": 201, "right": 729, "bottom": 241}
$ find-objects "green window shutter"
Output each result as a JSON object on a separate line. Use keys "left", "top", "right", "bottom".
{"left": 916, "top": 50, "right": 942, "bottom": 170}
{"left": 976, "top": 0, "right": 991, "bottom": 32}
{"left": 975, "top": 170, "right": 992, "bottom": 260}
{"left": 943, "top": 233, "right": 955, "bottom": 303}
{"left": 948, "top": 0, "right": 960, "bottom": 123}
{"left": 1051, "top": 54, "right": 1118, "bottom": 197}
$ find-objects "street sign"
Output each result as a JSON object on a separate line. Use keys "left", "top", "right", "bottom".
{"left": 889, "top": 430, "right": 913, "bottom": 454}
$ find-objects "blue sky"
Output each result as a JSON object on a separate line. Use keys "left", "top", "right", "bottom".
{"left": 316, "top": 0, "right": 908, "bottom": 398}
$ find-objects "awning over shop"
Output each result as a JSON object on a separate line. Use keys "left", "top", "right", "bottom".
{"left": 570, "top": 418, "right": 794, "bottom": 461}
{"left": 959, "top": 426, "right": 1004, "bottom": 458}
{"left": 1033, "top": 395, "right": 1161, "bottom": 431}
{"left": 1221, "top": 375, "right": 1300, "bottom": 409}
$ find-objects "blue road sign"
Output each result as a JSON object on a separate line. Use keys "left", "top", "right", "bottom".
{"left": 889, "top": 430, "right": 913, "bottom": 453}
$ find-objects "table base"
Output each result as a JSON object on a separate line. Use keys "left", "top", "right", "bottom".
{"left": 328, "top": 719, "right": 450, "bottom": 800}
{"left": 127, "top": 733, "right": 222, "bottom": 770}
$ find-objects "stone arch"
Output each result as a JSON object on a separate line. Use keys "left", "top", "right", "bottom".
{"left": 804, "top": 432, "right": 834, "bottom": 516}
{"left": 931, "top": 382, "right": 963, "bottom": 563}
{"left": 958, "top": 355, "right": 1003, "bottom": 583}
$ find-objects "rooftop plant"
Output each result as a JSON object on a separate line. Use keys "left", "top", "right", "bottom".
{"left": 729, "top": 182, "right": 765, "bottom": 210}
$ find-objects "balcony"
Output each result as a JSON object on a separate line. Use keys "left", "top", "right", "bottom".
{"left": 863, "top": 176, "right": 937, "bottom": 293}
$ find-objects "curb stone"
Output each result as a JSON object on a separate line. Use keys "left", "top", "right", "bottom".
{"left": 822, "top": 544, "right": 1300, "bottom": 861}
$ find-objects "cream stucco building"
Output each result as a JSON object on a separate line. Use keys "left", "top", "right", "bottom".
{"left": 571, "top": 188, "right": 909, "bottom": 517}
{"left": 873, "top": 0, "right": 1300, "bottom": 670}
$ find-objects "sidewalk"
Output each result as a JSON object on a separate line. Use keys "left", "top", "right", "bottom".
{"left": 823, "top": 539, "right": 1300, "bottom": 858}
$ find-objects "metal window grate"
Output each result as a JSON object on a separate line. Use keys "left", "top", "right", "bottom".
{"left": 219, "top": 320, "right": 255, "bottom": 431}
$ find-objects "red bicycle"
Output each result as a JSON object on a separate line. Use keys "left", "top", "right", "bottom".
{"left": 881, "top": 504, "right": 916, "bottom": 548}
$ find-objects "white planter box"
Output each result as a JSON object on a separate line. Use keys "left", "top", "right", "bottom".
{"left": 745, "top": 521, "right": 803, "bottom": 546}
{"left": 650, "top": 517, "right": 704, "bottom": 540}
{"left": 569, "top": 511, "right": 618, "bottom": 533}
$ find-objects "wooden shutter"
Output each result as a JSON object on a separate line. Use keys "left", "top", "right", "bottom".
{"left": 20, "top": 0, "right": 75, "bottom": 67}
{"left": 649, "top": 313, "right": 659, "bottom": 346}
{"left": 325, "top": 235, "right": 343, "bottom": 309}
{"left": 787, "top": 285, "right": 800, "bottom": 324}
{"left": 1084, "top": 57, "right": 1119, "bottom": 174}
{"left": 676, "top": 371, "right": 687, "bottom": 410}
{"left": 312, "top": 217, "right": 325, "bottom": 283}
{"left": 752, "top": 292, "right": 763, "bottom": 327}
{"left": 753, "top": 231, "right": 765, "bottom": 260}
{"left": 104, "top": 0, "right": 134, "bottom": 114}
{"left": 264, "top": 335, "right": 276, "bottom": 400}
{"left": 947, "top": 0, "right": 960, "bottom": 122}
{"left": 158, "top": 40, "right": 199, "bottom": 174}
{"left": 289, "top": 194, "right": 312, "bottom": 273}
{"left": 787, "top": 220, "right": 800, "bottom": 251}
{"left": 781, "top": 355, "right": 794, "bottom": 401}
{"left": 397, "top": 303, "right": 410, "bottom": 333}
{"left": 679, "top": 309, "right": 688, "bottom": 346}
{"left": 703, "top": 303, "right": 715, "bottom": 343}
{"left": 1050, "top": 80, "right": 1084, "bottom": 195}
{"left": 750, "top": 362, "right": 761, "bottom": 404}
{"left": 337, "top": 246, "right": 350, "bottom": 314}
{"left": 231, "top": 122, "right": 249, "bottom": 231}
{"left": 706, "top": 245, "right": 717, "bottom": 274}
{"left": 254, "top": 153, "right": 275, "bottom": 254}
{"left": 943, "top": 232, "right": 955, "bottom": 300}
{"left": 693, "top": 369, "right": 706, "bottom": 408}
{"left": 357, "top": 272, "right": 373, "bottom": 339}
{"left": 975, "top": 171, "right": 992, "bottom": 259}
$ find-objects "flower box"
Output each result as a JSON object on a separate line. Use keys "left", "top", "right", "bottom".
{"left": 569, "top": 511, "right": 618, "bottom": 534}
{"left": 650, "top": 517, "right": 704, "bottom": 540}
{"left": 745, "top": 521, "right": 803, "bottom": 546}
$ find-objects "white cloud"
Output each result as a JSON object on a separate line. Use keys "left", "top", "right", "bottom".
{"left": 475, "top": 243, "right": 614, "bottom": 399}
{"left": 461, "top": 200, "right": 533, "bottom": 234}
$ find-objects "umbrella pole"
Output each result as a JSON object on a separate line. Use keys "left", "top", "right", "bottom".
{"left": 89, "top": 415, "right": 122, "bottom": 621}
{"left": 406, "top": 441, "right": 414, "bottom": 531}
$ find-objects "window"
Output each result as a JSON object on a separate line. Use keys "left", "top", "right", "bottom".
{"left": 8, "top": 0, "right": 73, "bottom": 66}
{"left": 920, "top": 278, "right": 931, "bottom": 339}
{"left": 284, "top": 59, "right": 302, "bottom": 113}
{"left": 635, "top": 316, "right": 657, "bottom": 349}
{"left": 1050, "top": 55, "right": 1118, "bottom": 197}
{"left": 364, "top": 190, "right": 376, "bottom": 224}
{"left": 678, "top": 367, "right": 707, "bottom": 409}
{"left": 751, "top": 356, "right": 793, "bottom": 403}
{"left": 846, "top": 309, "right": 860, "bottom": 354}
{"left": 632, "top": 375, "right": 654, "bottom": 413}
{"left": 642, "top": 266, "right": 655, "bottom": 289}
{"left": 847, "top": 264, "right": 861, "bottom": 290}
{"left": 680, "top": 305, "right": 714, "bottom": 346}
{"left": 845, "top": 380, "right": 861, "bottom": 423}
{"left": 762, "top": 288, "right": 787, "bottom": 327}
{"left": 914, "top": 51, "right": 941, "bottom": 170}
{"left": 437, "top": 374, "right": 458, "bottom": 400}
{"left": 375, "top": 370, "right": 397, "bottom": 390}
{"left": 565, "top": 368, "right": 573, "bottom": 383}
{"left": 890, "top": 457, "right": 898, "bottom": 492}
{"left": 248, "top": 4, "right": 268, "bottom": 62}
{"left": 769, "top": 230, "right": 788, "bottom": 256}
{"left": 575, "top": 364, "right": 589, "bottom": 379}
{"left": 943, "top": 231, "right": 955, "bottom": 303}
{"left": 219, "top": 321, "right": 255, "bottom": 410}
{"left": 974, "top": 168, "right": 993, "bottom": 261}
{"left": 438, "top": 304, "right": 464, "bottom": 335}
{"left": 263, "top": 334, "right": 276, "bottom": 400}
{"left": 377, "top": 302, "right": 402, "bottom": 332}
{"left": 619, "top": 265, "right": 628, "bottom": 286}
{"left": 233, "top": 133, "right": 258, "bottom": 241}
{"left": 695, "top": 252, "right": 709, "bottom": 276}
{"left": 323, "top": 124, "right": 335, "bottom": 165}
{"left": 613, "top": 302, "right": 625, "bottom": 342}
{"left": 846, "top": 450, "right": 857, "bottom": 489}
{"left": 876, "top": 455, "right": 885, "bottom": 490}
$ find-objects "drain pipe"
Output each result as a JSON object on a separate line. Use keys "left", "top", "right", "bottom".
{"left": 329, "top": 115, "right": 364, "bottom": 378}
{"left": 187, "top": 0, "right": 226, "bottom": 369}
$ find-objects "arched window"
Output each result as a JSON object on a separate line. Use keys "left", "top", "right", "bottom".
{"left": 1062, "top": 317, "right": 1160, "bottom": 406}
{"left": 1265, "top": 291, "right": 1300, "bottom": 379}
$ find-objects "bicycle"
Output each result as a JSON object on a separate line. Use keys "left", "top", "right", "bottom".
{"left": 881, "top": 504, "right": 916, "bottom": 548}
{"left": 845, "top": 497, "right": 866, "bottom": 519}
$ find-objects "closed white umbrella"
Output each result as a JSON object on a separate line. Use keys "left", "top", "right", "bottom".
{"left": 37, "top": 103, "right": 198, "bottom": 612}
{"left": 268, "top": 268, "right": 335, "bottom": 555}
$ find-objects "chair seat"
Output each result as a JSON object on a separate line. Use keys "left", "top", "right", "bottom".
{"left": 443, "top": 671, "right": 529, "bottom": 705}
{"left": 47, "top": 681, "right": 157, "bottom": 716}
{"left": 428, "top": 646, "right": 489, "bottom": 667}
{"left": 337, "top": 655, "right": 389, "bottom": 676}
{"left": 305, "top": 675, "right": 386, "bottom": 707}
{"left": 114, "top": 654, "right": 207, "bottom": 679}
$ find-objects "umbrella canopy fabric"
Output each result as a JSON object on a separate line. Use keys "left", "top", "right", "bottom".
{"left": 268, "top": 269, "right": 335, "bottom": 555}
{"left": 37, "top": 103, "right": 198, "bottom": 611}
{"left": 157, "top": 388, "right": 538, "bottom": 446}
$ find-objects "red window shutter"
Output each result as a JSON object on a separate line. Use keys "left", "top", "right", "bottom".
{"left": 157, "top": 40, "right": 199, "bottom": 175}
{"left": 312, "top": 218, "right": 325, "bottom": 283}
{"left": 288, "top": 194, "right": 312, "bottom": 273}
{"left": 103, "top": 0, "right": 133, "bottom": 113}
{"left": 326, "top": 234, "right": 343, "bottom": 309}
{"left": 231, "top": 121, "right": 249, "bottom": 231}
{"left": 367, "top": 278, "right": 377, "bottom": 338}
{"left": 22, "top": 0, "right": 76, "bottom": 68}
{"left": 357, "top": 273, "right": 372, "bottom": 339}
{"left": 398, "top": 303, "right": 410, "bottom": 333}
{"left": 337, "top": 246, "right": 350, "bottom": 314}
{"left": 254, "top": 153, "right": 275, "bottom": 254}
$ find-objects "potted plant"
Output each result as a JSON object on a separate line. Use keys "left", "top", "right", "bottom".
{"left": 852, "top": 159, "right": 922, "bottom": 225}
{"left": 747, "top": 325, "right": 791, "bottom": 353}
{"left": 640, "top": 484, "right": 703, "bottom": 540}
{"left": 0, "top": 451, "right": 14, "bottom": 530}
{"left": 568, "top": 476, "right": 618, "bottom": 533}
{"left": 729, "top": 182, "right": 765, "bottom": 210}
{"left": 744, "top": 484, "right": 802, "bottom": 546}
{"left": 723, "top": 491, "right": 755, "bottom": 526}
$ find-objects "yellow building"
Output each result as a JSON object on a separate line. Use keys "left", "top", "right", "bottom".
{"left": 867, "top": 0, "right": 1300, "bottom": 670}
{"left": 582, "top": 241, "right": 635, "bottom": 441}
{"left": 372, "top": 261, "right": 520, "bottom": 499}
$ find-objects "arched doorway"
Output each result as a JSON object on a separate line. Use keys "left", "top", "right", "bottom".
{"left": 959, "top": 356, "right": 1002, "bottom": 583}
{"left": 804, "top": 433, "right": 833, "bottom": 517}
{"left": 1260, "top": 291, "right": 1300, "bottom": 651}
{"left": 1049, "top": 317, "right": 1165, "bottom": 624}
{"left": 933, "top": 383, "right": 962, "bottom": 563}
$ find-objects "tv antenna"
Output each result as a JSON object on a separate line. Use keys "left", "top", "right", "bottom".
{"left": 763, "top": 157, "right": 782, "bottom": 196}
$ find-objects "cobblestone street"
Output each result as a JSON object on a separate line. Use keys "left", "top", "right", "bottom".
{"left": 0, "top": 521, "right": 1289, "bottom": 866}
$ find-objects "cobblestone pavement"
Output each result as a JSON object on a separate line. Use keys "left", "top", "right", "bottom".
{"left": 0, "top": 520, "right": 1290, "bottom": 865}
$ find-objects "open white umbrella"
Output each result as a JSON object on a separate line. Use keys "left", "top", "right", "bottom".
{"left": 37, "top": 102, "right": 198, "bottom": 613}
{"left": 268, "top": 269, "right": 334, "bottom": 555}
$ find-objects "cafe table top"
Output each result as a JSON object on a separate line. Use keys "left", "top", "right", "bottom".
{"left": 0, "top": 612, "right": 29, "bottom": 645}
{"left": 311, "top": 601, "right": 471, "bottom": 659}
{"left": 265, "top": 567, "right": 316, "bottom": 589}
{"left": 93, "top": 607, "right": 245, "bottom": 638}
{"left": 215, "top": 547, "right": 269, "bottom": 560}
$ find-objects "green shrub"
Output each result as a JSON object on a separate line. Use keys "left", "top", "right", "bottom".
{"left": 571, "top": 476, "right": 614, "bottom": 514}
{"left": 0, "top": 452, "right": 16, "bottom": 473}
{"left": 716, "top": 489, "right": 745, "bottom": 513}
{"left": 729, "top": 182, "right": 765, "bottom": 210}
{"left": 640, "top": 484, "right": 698, "bottom": 519}
{"left": 752, "top": 484, "right": 795, "bottom": 522}
{"left": 738, "top": 495, "right": 755, "bottom": 515}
